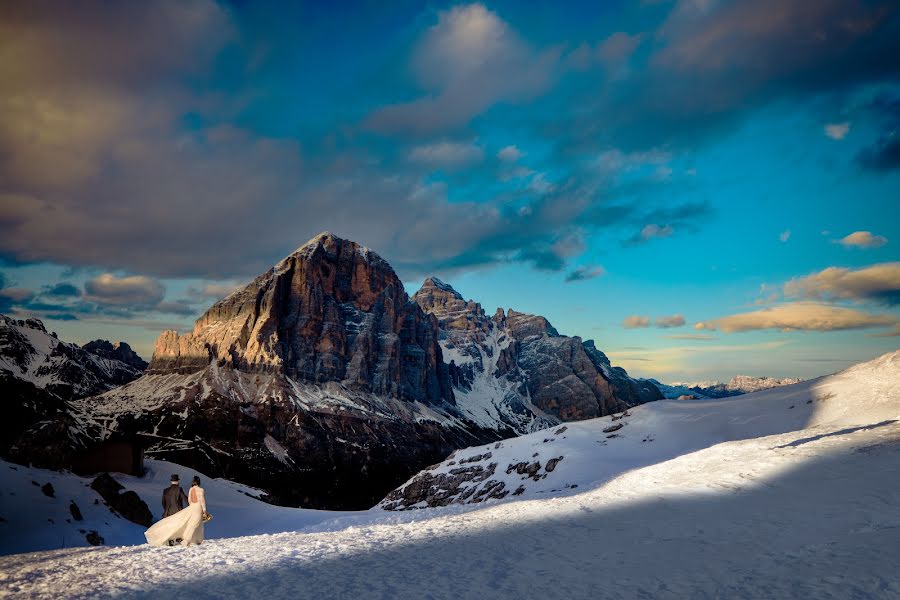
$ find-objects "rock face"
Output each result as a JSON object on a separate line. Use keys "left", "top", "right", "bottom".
{"left": 413, "top": 277, "right": 661, "bottom": 431}
{"left": 148, "top": 233, "right": 453, "bottom": 406}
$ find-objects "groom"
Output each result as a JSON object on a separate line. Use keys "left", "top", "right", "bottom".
{"left": 163, "top": 474, "right": 189, "bottom": 517}
{"left": 162, "top": 474, "right": 189, "bottom": 546}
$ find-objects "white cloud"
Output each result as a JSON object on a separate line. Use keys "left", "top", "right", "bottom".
{"left": 623, "top": 315, "right": 651, "bottom": 328}
{"left": 366, "top": 4, "right": 560, "bottom": 134}
{"left": 497, "top": 145, "right": 522, "bottom": 162}
{"left": 695, "top": 302, "right": 897, "bottom": 333}
{"left": 837, "top": 230, "right": 888, "bottom": 249}
{"left": 783, "top": 262, "right": 900, "bottom": 305}
{"left": 824, "top": 122, "right": 850, "bottom": 140}
{"left": 656, "top": 314, "right": 686, "bottom": 328}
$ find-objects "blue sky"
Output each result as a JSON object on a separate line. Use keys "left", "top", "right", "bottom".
{"left": 1, "top": 0, "right": 898, "bottom": 380}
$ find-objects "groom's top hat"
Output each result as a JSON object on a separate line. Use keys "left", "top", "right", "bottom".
{"left": 171, "top": 474, "right": 180, "bottom": 482}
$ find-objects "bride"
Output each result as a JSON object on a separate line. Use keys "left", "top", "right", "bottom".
{"left": 145, "top": 476, "right": 208, "bottom": 547}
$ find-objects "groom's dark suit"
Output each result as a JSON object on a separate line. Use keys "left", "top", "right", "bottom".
{"left": 162, "top": 484, "right": 189, "bottom": 517}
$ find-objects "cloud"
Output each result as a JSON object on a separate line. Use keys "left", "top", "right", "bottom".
{"left": 824, "top": 122, "right": 851, "bottom": 140}
{"left": 365, "top": 4, "right": 560, "bottom": 135}
{"left": 656, "top": 314, "right": 686, "bottom": 328}
{"left": 870, "top": 324, "right": 900, "bottom": 337}
{"left": 552, "top": 0, "right": 900, "bottom": 156}
{"left": 779, "top": 229, "right": 791, "bottom": 243}
{"left": 497, "top": 145, "right": 522, "bottom": 162}
{"left": 837, "top": 231, "right": 888, "bottom": 249}
{"left": 694, "top": 302, "right": 897, "bottom": 333}
{"left": 187, "top": 283, "right": 242, "bottom": 302}
{"left": 783, "top": 262, "right": 900, "bottom": 305}
{"left": 627, "top": 223, "right": 674, "bottom": 245}
{"left": 409, "top": 141, "right": 484, "bottom": 168}
{"left": 0, "top": 287, "right": 35, "bottom": 312}
{"left": 84, "top": 273, "right": 166, "bottom": 308}
{"left": 623, "top": 315, "right": 651, "bottom": 329}
{"left": 857, "top": 94, "right": 900, "bottom": 171}
{"left": 664, "top": 333, "right": 716, "bottom": 340}
{"left": 564, "top": 264, "right": 605, "bottom": 283}
{"left": 42, "top": 283, "right": 82, "bottom": 297}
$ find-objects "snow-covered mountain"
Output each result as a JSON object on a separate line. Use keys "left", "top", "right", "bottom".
{"left": 59, "top": 233, "right": 656, "bottom": 510}
{"left": 0, "top": 315, "right": 144, "bottom": 400}
{"left": 381, "top": 349, "right": 899, "bottom": 509}
{"left": 648, "top": 374, "right": 803, "bottom": 399}
{"left": 3, "top": 350, "right": 898, "bottom": 599}
{"left": 0, "top": 315, "right": 146, "bottom": 469}
{"left": 413, "top": 277, "right": 660, "bottom": 434}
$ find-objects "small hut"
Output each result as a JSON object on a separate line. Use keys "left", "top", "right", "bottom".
{"left": 71, "top": 437, "right": 144, "bottom": 476}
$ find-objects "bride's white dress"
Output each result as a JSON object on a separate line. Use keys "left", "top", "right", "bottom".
{"left": 145, "top": 485, "right": 206, "bottom": 547}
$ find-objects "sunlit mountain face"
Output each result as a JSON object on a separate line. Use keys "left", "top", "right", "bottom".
{"left": 1, "top": 0, "right": 898, "bottom": 382}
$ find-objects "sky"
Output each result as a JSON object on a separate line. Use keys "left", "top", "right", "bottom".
{"left": 1, "top": 0, "right": 899, "bottom": 381}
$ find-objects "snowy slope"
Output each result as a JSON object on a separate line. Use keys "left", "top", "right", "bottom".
{"left": 1, "top": 350, "right": 898, "bottom": 599}
{"left": 2, "top": 382, "right": 899, "bottom": 598}
{"left": 0, "top": 458, "right": 352, "bottom": 555}
{"left": 382, "top": 350, "right": 899, "bottom": 508}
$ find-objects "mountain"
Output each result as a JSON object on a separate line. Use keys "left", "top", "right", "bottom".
{"left": 653, "top": 375, "right": 803, "bottom": 399}
{"left": 380, "top": 349, "right": 899, "bottom": 510}
{"left": 0, "top": 315, "right": 145, "bottom": 400}
{"left": 82, "top": 340, "right": 148, "bottom": 371}
{"left": 0, "top": 315, "right": 146, "bottom": 469}
{"left": 413, "top": 277, "right": 660, "bottom": 432}
{"left": 72, "top": 233, "right": 501, "bottom": 509}
{"left": 58, "top": 233, "right": 654, "bottom": 510}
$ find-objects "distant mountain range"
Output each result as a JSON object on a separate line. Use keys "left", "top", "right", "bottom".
{"left": 648, "top": 375, "right": 803, "bottom": 399}
{"left": 0, "top": 232, "right": 658, "bottom": 509}
{"left": 0, "top": 315, "right": 146, "bottom": 468}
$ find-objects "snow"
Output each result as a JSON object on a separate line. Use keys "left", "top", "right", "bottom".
{"left": 1, "top": 350, "right": 898, "bottom": 599}
{"left": 0, "top": 459, "right": 352, "bottom": 556}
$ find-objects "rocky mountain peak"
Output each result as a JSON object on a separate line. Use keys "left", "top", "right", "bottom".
{"left": 502, "top": 309, "right": 559, "bottom": 339}
{"left": 82, "top": 340, "right": 148, "bottom": 371}
{"left": 148, "top": 232, "right": 453, "bottom": 405}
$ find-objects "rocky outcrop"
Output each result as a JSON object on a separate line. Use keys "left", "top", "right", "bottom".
{"left": 148, "top": 233, "right": 453, "bottom": 406}
{"left": 412, "top": 278, "right": 662, "bottom": 428}
{"left": 82, "top": 340, "right": 148, "bottom": 371}
{"left": 90, "top": 473, "right": 153, "bottom": 527}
